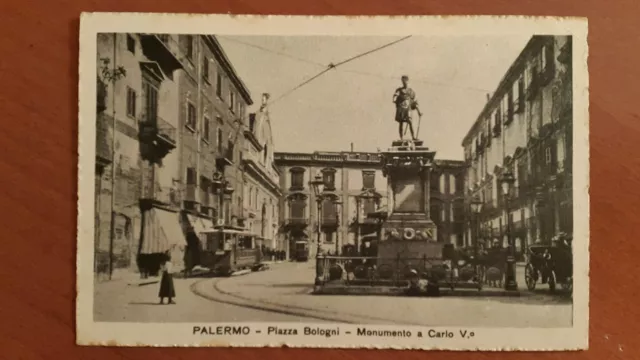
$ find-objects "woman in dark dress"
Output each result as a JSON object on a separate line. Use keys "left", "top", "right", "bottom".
{"left": 158, "top": 252, "right": 176, "bottom": 305}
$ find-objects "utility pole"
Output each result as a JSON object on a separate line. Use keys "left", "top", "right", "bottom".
{"left": 108, "top": 33, "right": 118, "bottom": 280}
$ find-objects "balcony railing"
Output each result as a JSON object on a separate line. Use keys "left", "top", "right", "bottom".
{"left": 140, "top": 184, "right": 180, "bottom": 207}
{"left": 216, "top": 142, "right": 235, "bottom": 168}
{"left": 286, "top": 217, "right": 309, "bottom": 227}
{"left": 140, "top": 113, "right": 177, "bottom": 150}
{"left": 139, "top": 34, "right": 184, "bottom": 73}
{"left": 321, "top": 217, "right": 339, "bottom": 227}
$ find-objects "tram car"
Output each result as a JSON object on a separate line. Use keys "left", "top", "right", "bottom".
{"left": 293, "top": 241, "right": 309, "bottom": 262}
{"left": 200, "top": 226, "right": 261, "bottom": 276}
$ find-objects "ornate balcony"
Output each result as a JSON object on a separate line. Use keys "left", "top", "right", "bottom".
{"left": 139, "top": 34, "right": 184, "bottom": 75}
{"left": 285, "top": 217, "right": 309, "bottom": 228}
{"left": 216, "top": 141, "right": 235, "bottom": 169}
{"left": 139, "top": 113, "right": 177, "bottom": 159}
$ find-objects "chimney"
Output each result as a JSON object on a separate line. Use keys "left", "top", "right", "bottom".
{"left": 486, "top": 93, "right": 491, "bottom": 102}
{"left": 350, "top": 143, "right": 354, "bottom": 152}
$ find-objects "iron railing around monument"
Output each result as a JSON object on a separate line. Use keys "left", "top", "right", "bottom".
{"left": 315, "top": 254, "right": 481, "bottom": 289}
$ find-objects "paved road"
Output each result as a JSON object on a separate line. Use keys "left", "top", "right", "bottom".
{"left": 199, "top": 261, "right": 573, "bottom": 327}
{"left": 94, "top": 261, "right": 572, "bottom": 327}
{"left": 93, "top": 273, "right": 324, "bottom": 323}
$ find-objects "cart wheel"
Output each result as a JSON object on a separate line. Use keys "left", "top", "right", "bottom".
{"left": 525, "top": 264, "right": 537, "bottom": 291}
{"left": 549, "top": 270, "right": 557, "bottom": 293}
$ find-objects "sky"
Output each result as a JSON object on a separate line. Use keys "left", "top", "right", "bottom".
{"left": 217, "top": 35, "right": 531, "bottom": 160}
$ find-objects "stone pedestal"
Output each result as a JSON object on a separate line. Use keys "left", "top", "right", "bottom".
{"left": 377, "top": 140, "right": 442, "bottom": 269}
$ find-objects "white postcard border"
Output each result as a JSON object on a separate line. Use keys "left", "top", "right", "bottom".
{"left": 77, "top": 13, "right": 589, "bottom": 350}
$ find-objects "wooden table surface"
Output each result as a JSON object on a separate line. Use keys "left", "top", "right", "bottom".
{"left": 0, "top": 0, "right": 638, "bottom": 359}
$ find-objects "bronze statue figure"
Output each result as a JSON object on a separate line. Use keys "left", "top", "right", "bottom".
{"left": 393, "top": 75, "right": 422, "bottom": 141}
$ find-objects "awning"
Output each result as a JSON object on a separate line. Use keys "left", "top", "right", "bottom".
{"left": 186, "top": 214, "right": 214, "bottom": 233}
{"left": 140, "top": 208, "right": 187, "bottom": 254}
{"left": 155, "top": 209, "right": 187, "bottom": 248}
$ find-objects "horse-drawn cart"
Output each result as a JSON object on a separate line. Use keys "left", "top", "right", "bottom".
{"left": 524, "top": 244, "right": 573, "bottom": 293}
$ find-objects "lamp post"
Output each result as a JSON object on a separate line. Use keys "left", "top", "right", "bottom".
{"left": 309, "top": 174, "right": 325, "bottom": 280}
{"left": 213, "top": 173, "right": 234, "bottom": 255}
{"left": 470, "top": 194, "right": 483, "bottom": 261}
{"left": 500, "top": 169, "right": 518, "bottom": 291}
{"left": 333, "top": 198, "right": 343, "bottom": 255}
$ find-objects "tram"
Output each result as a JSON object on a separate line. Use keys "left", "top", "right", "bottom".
{"left": 200, "top": 226, "right": 261, "bottom": 276}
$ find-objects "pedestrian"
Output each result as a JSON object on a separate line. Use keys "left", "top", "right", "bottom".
{"left": 158, "top": 252, "right": 176, "bottom": 305}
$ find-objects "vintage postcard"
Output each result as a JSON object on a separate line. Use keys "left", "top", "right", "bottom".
{"left": 77, "top": 13, "right": 589, "bottom": 350}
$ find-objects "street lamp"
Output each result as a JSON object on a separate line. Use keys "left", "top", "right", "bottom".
{"left": 309, "top": 174, "right": 325, "bottom": 285}
{"left": 470, "top": 194, "right": 483, "bottom": 282}
{"left": 333, "top": 198, "right": 343, "bottom": 255}
{"left": 500, "top": 169, "right": 518, "bottom": 291}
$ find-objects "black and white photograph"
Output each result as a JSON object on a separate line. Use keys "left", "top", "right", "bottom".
{"left": 77, "top": 13, "right": 589, "bottom": 350}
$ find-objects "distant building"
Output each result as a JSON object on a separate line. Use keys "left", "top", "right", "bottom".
{"left": 461, "top": 35, "right": 573, "bottom": 253}
{"left": 274, "top": 149, "right": 465, "bottom": 259}
{"left": 242, "top": 94, "right": 282, "bottom": 252}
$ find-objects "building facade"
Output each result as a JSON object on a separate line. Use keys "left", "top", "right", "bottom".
{"left": 95, "top": 33, "right": 255, "bottom": 280}
{"left": 274, "top": 150, "right": 466, "bottom": 259}
{"left": 461, "top": 35, "right": 573, "bottom": 253}
{"left": 242, "top": 94, "right": 282, "bottom": 252}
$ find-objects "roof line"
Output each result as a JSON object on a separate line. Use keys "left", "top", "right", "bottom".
{"left": 461, "top": 36, "right": 549, "bottom": 146}
{"left": 203, "top": 35, "right": 253, "bottom": 105}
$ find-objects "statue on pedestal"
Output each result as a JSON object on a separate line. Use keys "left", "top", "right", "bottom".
{"left": 393, "top": 75, "right": 423, "bottom": 141}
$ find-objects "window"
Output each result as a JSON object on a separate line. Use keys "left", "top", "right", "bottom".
{"left": 449, "top": 203, "right": 454, "bottom": 223}
{"left": 290, "top": 196, "right": 306, "bottom": 220}
{"left": 545, "top": 147, "right": 552, "bottom": 164}
{"left": 439, "top": 174, "right": 446, "bottom": 194}
{"left": 263, "top": 144, "right": 268, "bottom": 162}
{"left": 186, "top": 103, "right": 196, "bottom": 129}
{"left": 324, "top": 231, "right": 334, "bottom": 244}
{"left": 441, "top": 207, "right": 446, "bottom": 222}
{"left": 143, "top": 82, "right": 158, "bottom": 123}
{"left": 229, "top": 90, "right": 236, "bottom": 111}
{"left": 362, "top": 171, "right": 375, "bottom": 189}
{"left": 203, "top": 116, "right": 210, "bottom": 142}
{"left": 216, "top": 72, "right": 222, "bottom": 98}
{"left": 363, "top": 198, "right": 376, "bottom": 215}
{"left": 322, "top": 198, "right": 336, "bottom": 224}
{"left": 186, "top": 167, "right": 197, "bottom": 185}
{"left": 217, "top": 128, "right": 223, "bottom": 152}
{"left": 126, "top": 87, "right": 136, "bottom": 118}
{"left": 449, "top": 174, "right": 456, "bottom": 195}
{"left": 126, "top": 35, "right": 135, "bottom": 53}
{"left": 516, "top": 78, "right": 525, "bottom": 113}
{"left": 506, "top": 89, "right": 514, "bottom": 124}
{"left": 202, "top": 57, "right": 209, "bottom": 82}
{"left": 249, "top": 114, "right": 256, "bottom": 132}
{"left": 290, "top": 169, "right": 304, "bottom": 190}
{"left": 456, "top": 174, "right": 464, "bottom": 194}
{"left": 322, "top": 169, "right": 336, "bottom": 190}
{"left": 186, "top": 35, "right": 194, "bottom": 60}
